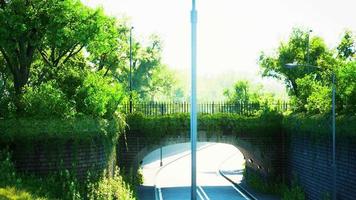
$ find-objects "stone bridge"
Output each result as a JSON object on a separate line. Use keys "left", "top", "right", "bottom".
{"left": 117, "top": 129, "right": 286, "bottom": 182}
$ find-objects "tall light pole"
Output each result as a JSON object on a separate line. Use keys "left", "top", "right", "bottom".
{"left": 331, "top": 72, "right": 336, "bottom": 200}
{"left": 129, "top": 26, "right": 134, "bottom": 113}
{"left": 190, "top": 0, "right": 197, "bottom": 200}
{"left": 285, "top": 64, "right": 336, "bottom": 200}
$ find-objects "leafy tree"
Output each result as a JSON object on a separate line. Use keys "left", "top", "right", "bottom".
{"left": 21, "top": 81, "right": 74, "bottom": 118}
{"left": 75, "top": 72, "right": 124, "bottom": 118}
{"left": 87, "top": 16, "right": 129, "bottom": 77}
{"left": 295, "top": 75, "right": 331, "bottom": 114}
{"left": 131, "top": 35, "right": 161, "bottom": 99}
{"left": 115, "top": 34, "right": 176, "bottom": 101}
{"left": 0, "top": 0, "right": 51, "bottom": 95}
{"left": 147, "top": 64, "right": 176, "bottom": 101}
{"left": 223, "top": 80, "right": 262, "bottom": 103}
{"left": 337, "top": 30, "right": 355, "bottom": 60}
{"left": 337, "top": 60, "right": 356, "bottom": 113}
{"left": 259, "top": 28, "right": 332, "bottom": 97}
{"left": 37, "top": 1, "right": 109, "bottom": 83}
{"left": 260, "top": 28, "right": 356, "bottom": 114}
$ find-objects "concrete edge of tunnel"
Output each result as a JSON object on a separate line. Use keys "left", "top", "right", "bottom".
{"left": 219, "top": 169, "right": 258, "bottom": 200}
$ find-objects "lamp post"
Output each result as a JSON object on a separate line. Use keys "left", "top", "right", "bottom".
{"left": 190, "top": 0, "right": 198, "bottom": 200}
{"left": 129, "top": 26, "right": 134, "bottom": 113}
{"left": 285, "top": 63, "right": 336, "bottom": 200}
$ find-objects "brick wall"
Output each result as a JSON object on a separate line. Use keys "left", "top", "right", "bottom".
{"left": 11, "top": 137, "right": 114, "bottom": 177}
{"left": 288, "top": 135, "right": 356, "bottom": 200}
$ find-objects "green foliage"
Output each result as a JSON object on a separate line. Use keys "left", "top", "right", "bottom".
{"left": 0, "top": 150, "right": 136, "bottom": 200}
{"left": 0, "top": 0, "right": 50, "bottom": 93}
{"left": 87, "top": 14, "right": 129, "bottom": 75}
{"left": 337, "top": 61, "right": 356, "bottom": 113}
{"left": 259, "top": 28, "right": 332, "bottom": 97}
{"left": 337, "top": 30, "right": 355, "bottom": 60}
{"left": 283, "top": 113, "right": 356, "bottom": 138}
{"left": 259, "top": 28, "right": 356, "bottom": 114}
{"left": 224, "top": 80, "right": 259, "bottom": 103}
{"left": 75, "top": 72, "right": 124, "bottom": 118}
{"left": 244, "top": 169, "right": 284, "bottom": 195}
{"left": 21, "top": 81, "right": 74, "bottom": 118}
{"left": 223, "top": 80, "right": 284, "bottom": 111}
{"left": 86, "top": 167, "right": 136, "bottom": 200}
{"left": 0, "top": 116, "right": 124, "bottom": 142}
{"left": 282, "top": 184, "right": 305, "bottom": 200}
{"left": 37, "top": 0, "right": 102, "bottom": 71}
{"left": 126, "top": 111, "right": 283, "bottom": 143}
{"left": 295, "top": 75, "right": 331, "bottom": 114}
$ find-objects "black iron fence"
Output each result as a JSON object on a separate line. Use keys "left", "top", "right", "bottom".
{"left": 121, "top": 101, "right": 291, "bottom": 116}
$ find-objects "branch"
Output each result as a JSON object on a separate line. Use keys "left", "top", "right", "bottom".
{"left": 103, "top": 67, "right": 110, "bottom": 77}
{"left": 54, "top": 43, "right": 79, "bottom": 65}
{"left": 0, "top": 47, "right": 15, "bottom": 75}
{"left": 60, "top": 44, "right": 84, "bottom": 66}
{"left": 0, "top": 0, "right": 6, "bottom": 9}
{"left": 38, "top": 48, "right": 51, "bottom": 66}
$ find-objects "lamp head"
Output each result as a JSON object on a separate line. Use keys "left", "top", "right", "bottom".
{"left": 285, "top": 63, "right": 298, "bottom": 69}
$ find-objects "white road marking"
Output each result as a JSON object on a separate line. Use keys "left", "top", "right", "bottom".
{"left": 198, "top": 186, "right": 210, "bottom": 200}
{"left": 153, "top": 143, "right": 250, "bottom": 200}
{"left": 231, "top": 184, "right": 251, "bottom": 200}
{"left": 197, "top": 188, "right": 206, "bottom": 200}
{"left": 158, "top": 187, "right": 163, "bottom": 200}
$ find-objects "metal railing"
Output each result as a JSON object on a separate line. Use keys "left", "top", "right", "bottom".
{"left": 121, "top": 101, "right": 291, "bottom": 116}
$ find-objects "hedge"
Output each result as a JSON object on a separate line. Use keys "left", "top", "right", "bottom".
{"left": 0, "top": 116, "right": 125, "bottom": 142}
{"left": 126, "top": 111, "right": 283, "bottom": 143}
{"left": 283, "top": 113, "right": 356, "bottom": 139}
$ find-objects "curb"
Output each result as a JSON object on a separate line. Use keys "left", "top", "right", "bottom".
{"left": 219, "top": 170, "right": 258, "bottom": 200}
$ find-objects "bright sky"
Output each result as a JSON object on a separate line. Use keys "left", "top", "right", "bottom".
{"left": 82, "top": 0, "right": 356, "bottom": 99}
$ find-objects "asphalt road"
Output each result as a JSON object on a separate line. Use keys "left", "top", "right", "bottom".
{"left": 139, "top": 142, "right": 249, "bottom": 200}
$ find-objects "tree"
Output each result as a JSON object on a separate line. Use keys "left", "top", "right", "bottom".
{"left": 37, "top": 1, "right": 109, "bottom": 82}
{"left": 147, "top": 64, "right": 176, "bottom": 101}
{"left": 259, "top": 28, "right": 332, "bottom": 97}
{"left": 116, "top": 34, "right": 172, "bottom": 101}
{"left": 223, "top": 80, "right": 261, "bottom": 103}
{"left": 87, "top": 16, "right": 129, "bottom": 77}
{"left": 337, "top": 30, "right": 355, "bottom": 60}
{"left": 0, "top": 0, "right": 50, "bottom": 95}
{"left": 260, "top": 28, "right": 356, "bottom": 114}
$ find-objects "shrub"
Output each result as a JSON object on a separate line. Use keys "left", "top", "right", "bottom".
{"left": 0, "top": 116, "right": 125, "bottom": 143}
{"left": 126, "top": 111, "right": 283, "bottom": 143}
{"left": 75, "top": 72, "right": 124, "bottom": 118}
{"left": 282, "top": 184, "right": 305, "bottom": 200}
{"left": 21, "top": 81, "right": 74, "bottom": 118}
{"left": 0, "top": 150, "right": 137, "bottom": 200}
{"left": 283, "top": 113, "right": 356, "bottom": 138}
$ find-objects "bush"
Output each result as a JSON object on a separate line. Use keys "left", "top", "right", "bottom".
{"left": 75, "top": 72, "right": 124, "bottom": 118}
{"left": 282, "top": 184, "right": 305, "bottom": 200}
{"left": 21, "top": 81, "right": 74, "bottom": 118}
{"left": 0, "top": 116, "right": 125, "bottom": 142}
{"left": 0, "top": 150, "right": 137, "bottom": 200}
{"left": 126, "top": 111, "right": 283, "bottom": 143}
{"left": 283, "top": 113, "right": 356, "bottom": 138}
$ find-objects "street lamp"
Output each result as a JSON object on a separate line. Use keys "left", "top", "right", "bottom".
{"left": 190, "top": 0, "right": 198, "bottom": 200}
{"left": 284, "top": 63, "right": 336, "bottom": 200}
{"left": 129, "top": 26, "right": 134, "bottom": 113}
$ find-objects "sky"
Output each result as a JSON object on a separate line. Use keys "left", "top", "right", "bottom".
{"left": 82, "top": 0, "right": 356, "bottom": 100}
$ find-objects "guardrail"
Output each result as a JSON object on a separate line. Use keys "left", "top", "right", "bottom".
{"left": 121, "top": 101, "right": 291, "bottom": 116}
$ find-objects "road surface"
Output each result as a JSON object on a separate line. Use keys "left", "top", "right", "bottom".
{"left": 139, "top": 142, "right": 249, "bottom": 200}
